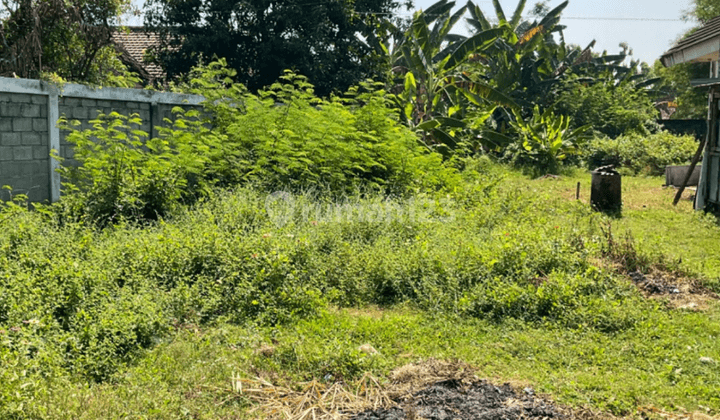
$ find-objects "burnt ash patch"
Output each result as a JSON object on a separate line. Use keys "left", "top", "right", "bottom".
{"left": 627, "top": 269, "right": 718, "bottom": 311}
{"left": 350, "top": 379, "right": 563, "bottom": 420}
{"left": 629, "top": 270, "right": 683, "bottom": 295}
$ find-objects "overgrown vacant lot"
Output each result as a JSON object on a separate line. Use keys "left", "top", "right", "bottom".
{"left": 2, "top": 165, "right": 719, "bottom": 419}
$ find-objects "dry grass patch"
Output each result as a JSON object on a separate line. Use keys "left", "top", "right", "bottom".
{"left": 229, "top": 372, "right": 392, "bottom": 419}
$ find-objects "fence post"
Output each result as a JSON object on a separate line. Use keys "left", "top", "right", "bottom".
{"left": 47, "top": 84, "right": 61, "bottom": 203}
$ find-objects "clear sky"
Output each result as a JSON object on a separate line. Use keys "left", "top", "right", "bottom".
{"left": 126, "top": 0, "right": 698, "bottom": 66}
{"left": 413, "top": 0, "right": 698, "bottom": 65}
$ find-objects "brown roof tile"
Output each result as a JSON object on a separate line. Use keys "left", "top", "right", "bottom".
{"left": 112, "top": 27, "right": 165, "bottom": 80}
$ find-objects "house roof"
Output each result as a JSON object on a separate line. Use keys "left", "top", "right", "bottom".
{"left": 662, "top": 16, "right": 720, "bottom": 67}
{"left": 112, "top": 27, "right": 164, "bottom": 81}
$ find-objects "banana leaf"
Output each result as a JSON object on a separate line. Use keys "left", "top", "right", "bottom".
{"left": 444, "top": 27, "right": 507, "bottom": 71}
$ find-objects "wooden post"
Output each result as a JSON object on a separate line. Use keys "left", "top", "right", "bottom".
{"left": 673, "top": 83, "right": 713, "bottom": 206}
{"left": 694, "top": 87, "right": 718, "bottom": 210}
{"left": 673, "top": 137, "right": 706, "bottom": 205}
{"left": 576, "top": 182, "right": 580, "bottom": 200}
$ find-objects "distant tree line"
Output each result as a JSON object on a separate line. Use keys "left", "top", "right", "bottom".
{"left": 0, "top": 0, "right": 711, "bottom": 175}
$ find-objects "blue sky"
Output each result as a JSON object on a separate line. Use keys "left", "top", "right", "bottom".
{"left": 414, "top": 0, "right": 698, "bottom": 65}
{"left": 127, "top": 0, "right": 698, "bottom": 66}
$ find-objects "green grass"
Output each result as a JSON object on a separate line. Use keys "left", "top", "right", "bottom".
{"left": 523, "top": 170, "right": 720, "bottom": 288}
{"left": 31, "top": 307, "right": 720, "bottom": 419}
{"left": 3, "top": 164, "right": 720, "bottom": 419}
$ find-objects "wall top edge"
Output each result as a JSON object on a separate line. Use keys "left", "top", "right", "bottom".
{"left": 0, "top": 76, "right": 204, "bottom": 105}
{"left": 0, "top": 77, "right": 49, "bottom": 94}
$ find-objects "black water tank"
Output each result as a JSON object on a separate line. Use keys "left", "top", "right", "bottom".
{"left": 591, "top": 165, "right": 622, "bottom": 212}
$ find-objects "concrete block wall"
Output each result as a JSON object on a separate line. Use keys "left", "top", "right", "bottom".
{"left": 0, "top": 92, "right": 51, "bottom": 202}
{"left": 0, "top": 77, "right": 204, "bottom": 202}
{"left": 58, "top": 97, "right": 153, "bottom": 168}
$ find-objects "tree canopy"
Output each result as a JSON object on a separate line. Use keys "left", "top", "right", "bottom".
{"left": 0, "top": 0, "right": 131, "bottom": 83}
{"left": 687, "top": 0, "right": 720, "bottom": 21}
{"left": 144, "top": 0, "right": 412, "bottom": 96}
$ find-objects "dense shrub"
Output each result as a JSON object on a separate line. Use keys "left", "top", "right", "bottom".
{"left": 189, "top": 68, "right": 457, "bottom": 195}
{"left": 59, "top": 63, "right": 457, "bottom": 225}
{"left": 58, "top": 111, "right": 208, "bottom": 225}
{"left": 584, "top": 131, "right": 698, "bottom": 175}
{"left": 553, "top": 77, "right": 659, "bottom": 138}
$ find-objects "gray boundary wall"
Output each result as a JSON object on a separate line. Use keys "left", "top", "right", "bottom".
{"left": 0, "top": 77, "right": 204, "bottom": 202}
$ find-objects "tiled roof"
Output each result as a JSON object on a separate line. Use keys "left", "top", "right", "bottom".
{"left": 112, "top": 27, "right": 164, "bottom": 80}
{"left": 662, "top": 16, "right": 720, "bottom": 64}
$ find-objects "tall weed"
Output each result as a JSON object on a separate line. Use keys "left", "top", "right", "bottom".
{"left": 189, "top": 68, "right": 457, "bottom": 195}
{"left": 58, "top": 112, "right": 207, "bottom": 225}
{"left": 585, "top": 131, "right": 697, "bottom": 175}
{"left": 57, "top": 63, "right": 458, "bottom": 225}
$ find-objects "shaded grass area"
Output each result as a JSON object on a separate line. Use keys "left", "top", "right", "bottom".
{"left": 2, "top": 165, "right": 720, "bottom": 419}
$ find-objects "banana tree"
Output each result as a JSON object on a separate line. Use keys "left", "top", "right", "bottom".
{"left": 508, "top": 105, "right": 590, "bottom": 173}
{"left": 466, "top": 0, "right": 659, "bottom": 111}
{"left": 466, "top": 0, "right": 528, "bottom": 33}
{"left": 464, "top": 0, "right": 572, "bottom": 109}
{"left": 390, "top": 0, "right": 519, "bottom": 154}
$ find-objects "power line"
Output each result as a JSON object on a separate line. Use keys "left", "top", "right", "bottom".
{"left": 125, "top": 1, "right": 694, "bottom": 24}
{"left": 353, "top": 11, "right": 690, "bottom": 22}
{"left": 563, "top": 16, "right": 686, "bottom": 22}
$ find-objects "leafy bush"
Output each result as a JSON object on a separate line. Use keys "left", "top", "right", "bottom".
{"left": 0, "top": 180, "right": 637, "bottom": 365}
{"left": 585, "top": 131, "right": 698, "bottom": 175}
{"left": 186, "top": 66, "right": 457, "bottom": 195}
{"left": 58, "top": 63, "right": 457, "bottom": 224}
{"left": 0, "top": 164, "right": 666, "bottom": 416}
{"left": 504, "top": 106, "right": 590, "bottom": 175}
{"left": 58, "top": 111, "right": 208, "bottom": 225}
{"left": 553, "top": 77, "right": 659, "bottom": 138}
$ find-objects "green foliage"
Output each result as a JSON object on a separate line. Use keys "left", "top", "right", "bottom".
{"left": 461, "top": 3, "right": 660, "bottom": 144}
{"left": 584, "top": 131, "right": 698, "bottom": 175}
{"left": 58, "top": 111, "right": 207, "bottom": 225}
{"left": 144, "top": 0, "right": 412, "bottom": 96}
{"left": 390, "top": 0, "right": 652, "bottom": 169}
{"left": 553, "top": 76, "right": 659, "bottom": 138}
{"left": 4, "top": 164, "right": 720, "bottom": 417}
{"left": 30, "top": 305, "right": 720, "bottom": 418}
{"left": 0, "top": 0, "right": 133, "bottom": 84}
{"left": 180, "top": 65, "right": 456, "bottom": 195}
{"left": 37, "top": 46, "right": 143, "bottom": 89}
{"left": 466, "top": 0, "right": 573, "bottom": 111}
{"left": 376, "top": 0, "right": 663, "bottom": 170}
{"left": 686, "top": 0, "right": 720, "bottom": 21}
{"left": 651, "top": 60, "right": 708, "bottom": 120}
{"left": 0, "top": 171, "right": 648, "bottom": 407}
{"left": 388, "top": 0, "right": 517, "bottom": 153}
{"left": 58, "top": 65, "right": 455, "bottom": 224}
{"left": 505, "top": 105, "right": 589, "bottom": 174}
